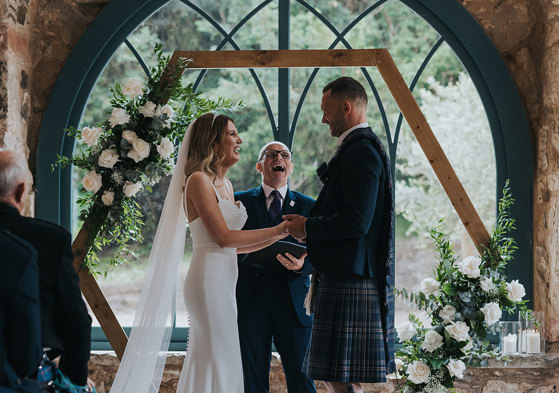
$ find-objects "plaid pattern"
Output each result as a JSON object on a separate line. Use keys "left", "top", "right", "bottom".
{"left": 302, "top": 274, "right": 388, "bottom": 382}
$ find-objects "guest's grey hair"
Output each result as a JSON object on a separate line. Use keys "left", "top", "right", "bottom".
{"left": 0, "top": 149, "right": 28, "bottom": 198}
{"left": 257, "top": 141, "right": 290, "bottom": 162}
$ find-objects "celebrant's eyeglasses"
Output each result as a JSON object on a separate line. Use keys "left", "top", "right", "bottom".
{"left": 261, "top": 149, "right": 292, "bottom": 160}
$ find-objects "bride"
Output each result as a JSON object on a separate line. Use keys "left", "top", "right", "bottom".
{"left": 109, "top": 113, "right": 289, "bottom": 393}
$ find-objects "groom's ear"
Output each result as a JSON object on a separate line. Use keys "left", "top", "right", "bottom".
{"left": 343, "top": 100, "right": 352, "bottom": 116}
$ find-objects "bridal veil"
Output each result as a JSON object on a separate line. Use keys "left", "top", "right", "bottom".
{"left": 109, "top": 120, "right": 194, "bottom": 393}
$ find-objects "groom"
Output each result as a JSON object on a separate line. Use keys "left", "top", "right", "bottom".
{"left": 284, "top": 77, "right": 395, "bottom": 393}
{"left": 235, "top": 141, "right": 316, "bottom": 393}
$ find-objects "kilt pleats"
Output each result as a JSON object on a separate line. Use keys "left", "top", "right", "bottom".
{"left": 302, "top": 274, "right": 388, "bottom": 383}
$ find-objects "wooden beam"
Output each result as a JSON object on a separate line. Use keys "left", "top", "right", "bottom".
{"left": 373, "top": 49, "right": 490, "bottom": 249}
{"left": 73, "top": 220, "right": 128, "bottom": 360}
{"left": 171, "top": 49, "right": 381, "bottom": 69}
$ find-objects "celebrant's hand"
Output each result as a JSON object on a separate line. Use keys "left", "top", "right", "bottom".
{"left": 277, "top": 251, "right": 307, "bottom": 271}
{"left": 275, "top": 221, "right": 290, "bottom": 239}
{"left": 283, "top": 214, "right": 307, "bottom": 241}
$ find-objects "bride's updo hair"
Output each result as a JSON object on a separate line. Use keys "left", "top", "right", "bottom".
{"left": 184, "top": 112, "right": 235, "bottom": 180}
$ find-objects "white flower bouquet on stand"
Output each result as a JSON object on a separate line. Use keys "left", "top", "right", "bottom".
{"left": 55, "top": 46, "right": 238, "bottom": 273}
{"left": 395, "top": 182, "right": 531, "bottom": 392}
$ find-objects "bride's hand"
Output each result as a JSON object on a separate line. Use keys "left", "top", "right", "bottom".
{"left": 276, "top": 221, "right": 289, "bottom": 238}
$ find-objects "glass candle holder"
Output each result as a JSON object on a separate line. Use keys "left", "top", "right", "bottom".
{"left": 499, "top": 321, "right": 520, "bottom": 354}
{"left": 519, "top": 311, "right": 545, "bottom": 354}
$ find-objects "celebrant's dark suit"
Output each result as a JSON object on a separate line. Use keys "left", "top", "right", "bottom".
{"left": 304, "top": 126, "right": 395, "bottom": 378}
{"left": 235, "top": 187, "right": 315, "bottom": 393}
{"left": 0, "top": 203, "right": 92, "bottom": 386}
{"left": 0, "top": 230, "right": 42, "bottom": 388}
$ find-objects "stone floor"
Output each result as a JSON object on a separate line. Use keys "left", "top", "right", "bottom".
{"left": 88, "top": 350, "right": 559, "bottom": 393}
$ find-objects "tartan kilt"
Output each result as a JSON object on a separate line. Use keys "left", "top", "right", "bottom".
{"left": 302, "top": 273, "right": 389, "bottom": 383}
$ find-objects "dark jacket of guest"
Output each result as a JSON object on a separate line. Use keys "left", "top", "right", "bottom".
{"left": 0, "top": 229, "right": 42, "bottom": 388}
{"left": 0, "top": 203, "right": 91, "bottom": 386}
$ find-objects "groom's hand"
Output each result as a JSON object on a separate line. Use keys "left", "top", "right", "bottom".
{"left": 283, "top": 214, "right": 307, "bottom": 241}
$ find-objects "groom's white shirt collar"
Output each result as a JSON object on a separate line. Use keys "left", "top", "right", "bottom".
{"left": 337, "top": 122, "right": 369, "bottom": 147}
{"left": 262, "top": 182, "right": 288, "bottom": 209}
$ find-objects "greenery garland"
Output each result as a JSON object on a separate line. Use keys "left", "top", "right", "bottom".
{"left": 55, "top": 46, "right": 239, "bottom": 273}
{"left": 395, "top": 181, "right": 531, "bottom": 392}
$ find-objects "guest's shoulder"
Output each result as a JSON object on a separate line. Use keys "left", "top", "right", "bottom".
{"left": 23, "top": 216, "right": 71, "bottom": 240}
{"left": 0, "top": 229, "right": 36, "bottom": 258}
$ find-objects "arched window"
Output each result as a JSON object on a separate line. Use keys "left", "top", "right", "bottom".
{"left": 36, "top": 0, "right": 532, "bottom": 349}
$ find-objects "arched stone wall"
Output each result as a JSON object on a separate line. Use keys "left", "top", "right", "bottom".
{"left": 1, "top": 0, "right": 558, "bottom": 341}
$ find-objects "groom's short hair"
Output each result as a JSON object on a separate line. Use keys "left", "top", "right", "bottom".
{"left": 323, "top": 77, "right": 368, "bottom": 108}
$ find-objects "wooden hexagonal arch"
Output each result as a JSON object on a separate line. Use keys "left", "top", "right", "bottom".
{"left": 73, "top": 49, "right": 489, "bottom": 359}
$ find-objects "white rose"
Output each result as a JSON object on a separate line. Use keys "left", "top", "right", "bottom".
{"left": 394, "top": 358, "right": 404, "bottom": 376}
{"left": 456, "top": 255, "right": 481, "bottom": 278}
{"left": 127, "top": 149, "right": 142, "bottom": 163}
{"left": 81, "top": 170, "right": 102, "bottom": 193}
{"left": 445, "top": 321, "right": 470, "bottom": 342}
{"left": 122, "top": 130, "right": 138, "bottom": 143}
{"left": 506, "top": 280, "right": 526, "bottom": 302}
{"left": 480, "top": 276, "right": 495, "bottom": 292}
{"left": 421, "top": 330, "right": 443, "bottom": 353}
{"left": 101, "top": 190, "right": 114, "bottom": 206}
{"left": 406, "top": 361, "right": 430, "bottom": 385}
{"left": 123, "top": 181, "right": 142, "bottom": 197}
{"left": 480, "top": 302, "right": 502, "bottom": 326}
{"left": 155, "top": 104, "right": 175, "bottom": 125}
{"left": 438, "top": 305, "right": 456, "bottom": 324}
{"left": 461, "top": 336, "right": 473, "bottom": 354}
{"left": 81, "top": 126, "right": 102, "bottom": 147}
{"left": 122, "top": 77, "right": 143, "bottom": 98}
{"left": 446, "top": 359, "right": 466, "bottom": 379}
{"left": 128, "top": 138, "right": 150, "bottom": 162}
{"left": 396, "top": 322, "right": 416, "bottom": 342}
{"left": 139, "top": 101, "right": 157, "bottom": 118}
{"left": 420, "top": 277, "right": 440, "bottom": 297}
{"left": 156, "top": 137, "right": 174, "bottom": 159}
{"left": 109, "top": 108, "right": 130, "bottom": 127}
{"left": 98, "top": 149, "right": 119, "bottom": 169}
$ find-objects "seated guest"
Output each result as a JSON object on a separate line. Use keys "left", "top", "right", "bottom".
{"left": 0, "top": 229, "right": 41, "bottom": 390}
{"left": 0, "top": 149, "right": 92, "bottom": 386}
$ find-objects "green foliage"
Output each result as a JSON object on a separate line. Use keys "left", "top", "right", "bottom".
{"left": 395, "top": 182, "right": 531, "bottom": 392}
{"left": 55, "top": 47, "right": 240, "bottom": 274}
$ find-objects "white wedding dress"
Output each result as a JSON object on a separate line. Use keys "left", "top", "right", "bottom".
{"left": 176, "top": 176, "right": 248, "bottom": 393}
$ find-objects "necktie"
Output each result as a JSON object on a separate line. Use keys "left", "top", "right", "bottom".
{"left": 269, "top": 190, "right": 282, "bottom": 220}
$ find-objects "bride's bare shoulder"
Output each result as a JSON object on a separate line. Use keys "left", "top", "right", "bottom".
{"left": 187, "top": 171, "right": 214, "bottom": 194}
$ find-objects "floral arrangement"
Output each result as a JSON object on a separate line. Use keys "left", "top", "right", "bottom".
{"left": 395, "top": 182, "right": 530, "bottom": 393}
{"left": 55, "top": 46, "right": 237, "bottom": 272}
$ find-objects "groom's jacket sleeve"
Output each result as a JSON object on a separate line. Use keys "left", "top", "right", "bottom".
{"left": 305, "top": 142, "right": 382, "bottom": 241}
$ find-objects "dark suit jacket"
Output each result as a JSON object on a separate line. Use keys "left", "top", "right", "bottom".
{"left": 0, "top": 203, "right": 91, "bottom": 385}
{"left": 305, "top": 127, "right": 387, "bottom": 278}
{"left": 0, "top": 230, "right": 42, "bottom": 388}
{"left": 235, "top": 187, "right": 315, "bottom": 326}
